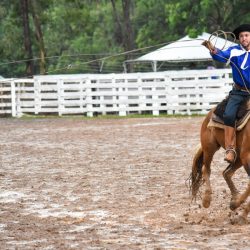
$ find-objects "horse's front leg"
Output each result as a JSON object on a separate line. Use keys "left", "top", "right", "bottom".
{"left": 230, "top": 163, "right": 250, "bottom": 210}
{"left": 222, "top": 160, "right": 242, "bottom": 210}
{"left": 231, "top": 179, "right": 250, "bottom": 209}
{"left": 238, "top": 199, "right": 250, "bottom": 224}
{"left": 230, "top": 199, "right": 250, "bottom": 225}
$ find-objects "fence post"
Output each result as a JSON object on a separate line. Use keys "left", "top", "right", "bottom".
{"left": 16, "top": 81, "right": 23, "bottom": 117}
{"left": 119, "top": 79, "right": 127, "bottom": 116}
{"left": 80, "top": 79, "right": 85, "bottom": 114}
{"left": 34, "top": 78, "right": 40, "bottom": 114}
{"left": 138, "top": 75, "right": 145, "bottom": 114}
{"left": 165, "top": 76, "right": 173, "bottom": 115}
{"left": 11, "top": 80, "right": 16, "bottom": 117}
{"left": 152, "top": 86, "right": 159, "bottom": 116}
{"left": 58, "top": 79, "right": 64, "bottom": 116}
{"left": 86, "top": 77, "right": 93, "bottom": 117}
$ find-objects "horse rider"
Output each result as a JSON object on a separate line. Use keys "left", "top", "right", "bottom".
{"left": 202, "top": 24, "right": 250, "bottom": 163}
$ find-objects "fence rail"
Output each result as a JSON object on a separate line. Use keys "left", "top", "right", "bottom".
{"left": 0, "top": 69, "right": 232, "bottom": 117}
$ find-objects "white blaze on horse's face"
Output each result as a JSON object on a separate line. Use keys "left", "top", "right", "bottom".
{"left": 239, "top": 31, "right": 250, "bottom": 51}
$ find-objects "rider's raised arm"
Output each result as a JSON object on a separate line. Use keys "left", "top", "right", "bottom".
{"left": 202, "top": 40, "right": 232, "bottom": 63}
{"left": 211, "top": 48, "right": 231, "bottom": 63}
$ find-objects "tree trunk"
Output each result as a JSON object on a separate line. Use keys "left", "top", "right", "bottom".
{"left": 20, "top": 0, "right": 34, "bottom": 76}
{"left": 110, "top": 0, "right": 124, "bottom": 44}
{"left": 121, "top": 0, "right": 135, "bottom": 72}
{"left": 111, "top": 0, "right": 135, "bottom": 72}
{"left": 30, "top": 0, "right": 46, "bottom": 74}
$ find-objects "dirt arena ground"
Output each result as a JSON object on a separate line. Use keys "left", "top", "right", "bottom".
{"left": 0, "top": 116, "right": 249, "bottom": 250}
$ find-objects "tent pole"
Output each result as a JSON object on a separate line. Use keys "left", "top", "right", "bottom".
{"left": 123, "top": 62, "right": 127, "bottom": 73}
{"left": 152, "top": 61, "right": 157, "bottom": 72}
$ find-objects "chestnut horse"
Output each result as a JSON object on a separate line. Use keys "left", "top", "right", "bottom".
{"left": 190, "top": 109, "right": 250, "bottom": 223}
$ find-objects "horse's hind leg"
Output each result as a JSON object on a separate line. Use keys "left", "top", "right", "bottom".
{"left": 200, "top": 128, "right": 220, "bottom": 208}
{"left": 202, "top": 151, "right": 216, "bottom": 208}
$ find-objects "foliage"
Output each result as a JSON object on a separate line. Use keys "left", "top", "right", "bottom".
{"left": 0, "top": 0, "right": 249, "bottom": 77}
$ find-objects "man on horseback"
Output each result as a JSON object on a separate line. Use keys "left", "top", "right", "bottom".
{"left": 203, "top": 24, "right": 250, "bottom": 163}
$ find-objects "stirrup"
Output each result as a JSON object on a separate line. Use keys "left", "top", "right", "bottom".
{"left": 224, "top": 147, "right": 237, "bottom": 164}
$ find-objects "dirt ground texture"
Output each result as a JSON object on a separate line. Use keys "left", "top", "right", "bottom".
{"left": 0, "top": 116, "right": 249, "bottom": 250}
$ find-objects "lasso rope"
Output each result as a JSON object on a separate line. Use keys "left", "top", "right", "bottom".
{"left": 206, "top": 30, "right": 250, "bottom": 94}
{"left": 0, "top": 41, "right": 173, "bottom": 79}
{"left": 0, "top": 38, "right": 206, "bottom": 82}
{"left": 0, "top": 32, "right": 247, "bottom": 91}
{"left": 208, "top": 30, "right": 236, "bottom": 50}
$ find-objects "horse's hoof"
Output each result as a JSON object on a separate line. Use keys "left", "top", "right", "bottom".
{"left": 202, "top": 190, "right": 211, "bottom": 208}
{"left": 202, "top": 196, "right": 211, "bottom": 208}
{"left": 237, "top": 215, "right": 248, "bottom": 225}
{"left": 202, "top": 199, "right": 210, "bottom": 208}
{"left": 231, "top": 215, "right": 248, "bottom": 225}
{"left": 230, "top": 200, "right": 239, "bottom": 211}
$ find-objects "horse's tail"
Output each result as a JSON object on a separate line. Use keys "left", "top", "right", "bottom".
{"left": 189, "top": 144, "right": 204, "bottom": 199}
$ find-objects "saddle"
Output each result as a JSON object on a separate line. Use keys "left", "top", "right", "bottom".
{"left": 208, "top": 96, "right": 250, "bottom": 131}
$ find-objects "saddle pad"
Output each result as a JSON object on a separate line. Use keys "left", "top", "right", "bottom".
{"left": 214, "top": 97, "right": 250, "bottom": 120}
{"left": 208, "top": 110, "right": 250, "bottom": 131}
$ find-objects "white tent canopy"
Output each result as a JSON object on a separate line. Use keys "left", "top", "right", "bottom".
{"left": 125, "top": 32, "right": 237, "bottom": 71}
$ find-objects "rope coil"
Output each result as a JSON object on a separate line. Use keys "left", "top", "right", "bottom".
{"left": 206, "top": 30, "right": 249, "bottom": 94}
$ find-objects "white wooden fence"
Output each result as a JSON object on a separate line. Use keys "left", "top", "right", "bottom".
{"left": 0, "top": 69, "right": 233, "bottom": 117}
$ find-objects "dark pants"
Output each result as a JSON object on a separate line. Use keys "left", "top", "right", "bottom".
{"left": 223, "top": 88, "right": 250, "bottom": 127}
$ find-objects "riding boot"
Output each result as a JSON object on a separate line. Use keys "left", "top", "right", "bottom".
{"left": 224, "top": 125, "right": 237, "bottom": 163}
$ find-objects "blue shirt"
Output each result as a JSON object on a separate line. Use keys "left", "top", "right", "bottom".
{"left": 212, "top": 45, "right": 250, "bottom": 88}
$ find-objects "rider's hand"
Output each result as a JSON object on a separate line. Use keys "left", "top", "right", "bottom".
{"left": 202, "top": 40, "right": 217, "bottom": 54}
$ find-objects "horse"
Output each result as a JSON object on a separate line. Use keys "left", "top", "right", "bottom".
{"left": 190, "top": 108, "right": 250, "bottom": 224}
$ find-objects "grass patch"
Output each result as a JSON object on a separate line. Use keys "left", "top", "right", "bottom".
{"left": 17, "top": 113, "right": 205, "bottom": 120}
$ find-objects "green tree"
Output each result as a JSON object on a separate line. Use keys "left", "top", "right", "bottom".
{"left": 0, "top": 0, "right": 249, "bottom": 77}
{"left": 0, "top": 2, "right": 25, "bottom": 77}
{"left": 165, "top": 0, "right": 250, "bottom": 38}
{"left": 134, "top": 0, "right": 169, "bottom": 47}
